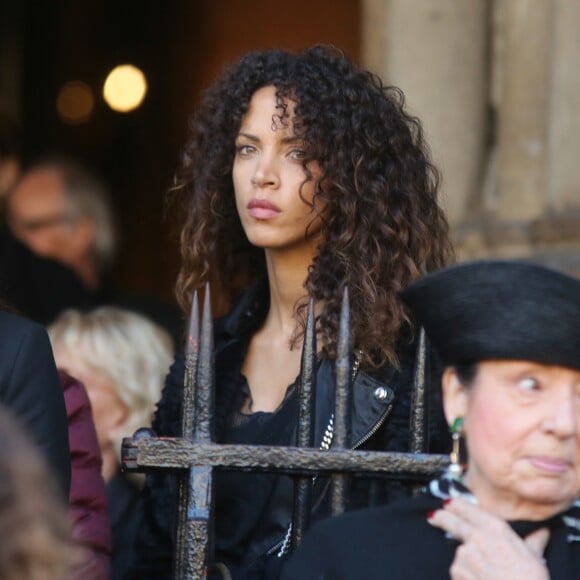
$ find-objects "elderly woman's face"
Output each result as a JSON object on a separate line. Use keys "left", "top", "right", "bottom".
{"left": 444, "top": 360, "right": 580, "bottom": 518}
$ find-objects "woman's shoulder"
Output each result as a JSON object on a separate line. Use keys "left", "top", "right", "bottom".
{"left": 317, "top": 493, "right": 439, "bottom": 534}
{"left": 282, "top": 495, "right": 451, "bottom": 580}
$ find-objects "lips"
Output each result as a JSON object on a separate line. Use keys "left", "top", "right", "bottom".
{"left": 247, "top": 198, "right": 281, "bottom": 219}
{"left": 528, "top": 455, "right": 573, "bottom": 475}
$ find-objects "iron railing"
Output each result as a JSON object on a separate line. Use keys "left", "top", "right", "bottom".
{"left": 121, "top": 287, "right": 448, "bottom": 578}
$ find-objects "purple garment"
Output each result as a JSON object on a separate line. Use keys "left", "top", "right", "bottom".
{"left": 61, "top": 370, "right": 111, "bottom": 580}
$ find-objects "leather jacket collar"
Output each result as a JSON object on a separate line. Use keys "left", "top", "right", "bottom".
{"left": 214, "top": 279, "right": 395, "bottom": 450}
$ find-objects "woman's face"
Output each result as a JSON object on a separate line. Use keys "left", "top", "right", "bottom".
{"left": 232, "top": 85, "right": 325, "bottom": 254}
{"left": 443, "top": 360, "right": 580, "bottom": 519}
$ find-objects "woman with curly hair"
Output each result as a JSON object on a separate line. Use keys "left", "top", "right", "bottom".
{"left": 130, "top": 45, "right": 453, "bottom": 579}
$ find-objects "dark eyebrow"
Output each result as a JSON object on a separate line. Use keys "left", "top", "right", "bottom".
{"left": 236, "top": 132, "right": 260, "bottom": 142}
{"left": 236, "top": 132, "right": 303, "bottom": 146}
{"left": 280, "top": 136, "right": 303, "bottom": 145}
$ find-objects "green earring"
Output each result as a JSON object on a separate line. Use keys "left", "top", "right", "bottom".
{"left": 448, "top": 417, "right": 464, "bottom": 478}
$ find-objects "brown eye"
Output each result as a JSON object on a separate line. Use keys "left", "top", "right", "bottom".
{"left": 519, "top": 377, "right": 540, "bottom": 391}
{"left": 236, "top": 144, "right": 255, "bottom": 156}
{"left": 289, "top": 148, "right": 306, "bottom": 160}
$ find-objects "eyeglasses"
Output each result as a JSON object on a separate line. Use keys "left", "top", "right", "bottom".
{"left": 9, "top": 213, "right": 80, "bottom": 233}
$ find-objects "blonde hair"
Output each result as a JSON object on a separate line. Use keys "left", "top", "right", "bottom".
{"left": 48, "top": 307, "right": 174, "bottom": 450}
{"left": 0, "top": 405, "right": 71, "bottom": 580}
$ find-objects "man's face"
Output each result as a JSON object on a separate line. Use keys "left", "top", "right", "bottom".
{"left": 7, "top": 167, "right": 94, "bottom": 276}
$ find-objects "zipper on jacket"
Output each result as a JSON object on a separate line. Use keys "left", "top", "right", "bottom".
{"left": 352, "top": 403, "right": 393, "bottom": 449}
{"left": 267, "top": 402, "right": 394, "bottom": 557}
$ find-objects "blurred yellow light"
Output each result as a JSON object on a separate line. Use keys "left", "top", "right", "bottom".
{"left": 103, "top": 64, "right": 148, "bottom": 113}
{"left": 56, "top": 81, "right": 95, "bottom": 125}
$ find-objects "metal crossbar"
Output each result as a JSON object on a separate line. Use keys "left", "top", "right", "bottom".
{"left": 121, "top": 287, "right": 448, "bottom": 578}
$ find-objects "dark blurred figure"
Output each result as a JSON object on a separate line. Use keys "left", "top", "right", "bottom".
{"left": 0, "top": 227, "right": 94, "bottom": 323}
{"left": 0, "top": 113, "right": 22, "bottom": 200}
{"left": 0, "top": 404, "right": 71, "bottom": 580}
{"left": 6, "top": 156, "right": 115, "bottom": 292}
{"left": 1, "top": 122, "right": 110, "bottom": 578}
{"left": 3, "top": 155, "right": 182, "bottom": 339}
{"left": 0, "top": 304, "right": 70, "bottom": 495}
{"left": 0, "top": 119, "right": 95, "bottom": 324}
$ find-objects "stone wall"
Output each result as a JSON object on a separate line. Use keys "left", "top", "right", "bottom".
{"left": 362, "top": 0, "right": 580, "bottom": 275}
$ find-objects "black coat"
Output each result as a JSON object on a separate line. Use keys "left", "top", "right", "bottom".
{"left": 0, "top": 227, "right": 93, "bottom": 325}
{"left": 0, "top": 227, "right": 183, "bottom": 341}
{"left": 281, "top": 493, "right": 580, "bottom": 579}
{"left": 107, "top": 473, "right": 141, "bottom": 580}
{"left": 0, "top": 309, "right": 71, "bottom": 496}
{"left": 128, "top": 282, "right": 449, "bottom": 579}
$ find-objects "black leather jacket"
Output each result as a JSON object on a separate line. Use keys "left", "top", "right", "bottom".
{"left": 128, "top": 282, "right": 449, "bottom": 579}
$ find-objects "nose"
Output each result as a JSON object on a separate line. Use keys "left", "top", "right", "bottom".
{"left": 251, "top": 152, "right": 280, "bottom": 189}
{"left": 542, "top": 386, "right": 578, "bottom": 439}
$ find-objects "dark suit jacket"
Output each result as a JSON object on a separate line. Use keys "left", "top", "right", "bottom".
{"left": 0, "top": 309, "right": 71, "bottom": 495}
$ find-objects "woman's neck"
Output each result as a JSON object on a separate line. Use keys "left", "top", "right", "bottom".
{"left": 263, "top": 247, "right": 314, "bottom": 339}
{"left": 464, "top": 471, "right": 573, "bottom": 522}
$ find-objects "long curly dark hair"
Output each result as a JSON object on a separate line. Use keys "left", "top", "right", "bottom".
{"left": 171, "top": 45, "right": 453, "bottom": 369}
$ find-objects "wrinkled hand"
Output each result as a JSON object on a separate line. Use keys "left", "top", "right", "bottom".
{"left": 428, "top": 498, "right": 550, "bottom": 580}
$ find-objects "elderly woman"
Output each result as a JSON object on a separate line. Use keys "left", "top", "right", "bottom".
{"left": 282, "top": 260, "right": 580, "bottom": 579}
{"left": 48, "top": 307, "right": 174, "bottom": 580}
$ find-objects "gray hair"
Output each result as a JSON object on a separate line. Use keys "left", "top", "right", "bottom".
{"left": 30, "top": 157, "right": 118, "bottom": 272}
{"left": 48, "top": 306, "right": 174, "bottom": 450}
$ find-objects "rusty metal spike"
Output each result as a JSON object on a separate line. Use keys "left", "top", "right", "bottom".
{"left": 334, "top": 286, "right": 352, "bottom": 449}
{"left": 186, "top": 291, "right": 200, "bottom": 358}
{"left": 181, "top": 285, "right": 214, "bottom": 578}
{"left": 292, "top": 298, "right": 317, "bottom": 549}
{"left": 331, "top": 286, "right": 352, "bottom": 516}
{"left": 175, "top": 291, "right": 200, "bottom": 578}
{"left": 182, "top": 291, "right": 199, "bottom": 439}
{"left": 183, "top": 464, "right": 213, "bottom": 578}
{"left": 297, "top": 298, "right": 317, "bottom": 448}
{"left": 409, "top": 327, "right": 428, "bottom": 453}
{"left": 196, "top": 283, "right": 214, "bottom": 443}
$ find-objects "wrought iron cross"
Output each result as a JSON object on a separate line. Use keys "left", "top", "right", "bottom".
{"left": 122, "top": 287, "right": 448, "bottom": 578}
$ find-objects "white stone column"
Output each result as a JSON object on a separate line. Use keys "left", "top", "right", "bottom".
{"left": 547, "top": 0, "right": 580, "bottom": 211}
{"left": 496, "top": 0, "right": 552, "bottom": 220}
{"left": 362, "top": 0, "right": 488, "bottom": 225}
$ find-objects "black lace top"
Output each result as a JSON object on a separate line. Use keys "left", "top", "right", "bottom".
{"left": 215, "top": 370, "right": 299, "bottom": 568}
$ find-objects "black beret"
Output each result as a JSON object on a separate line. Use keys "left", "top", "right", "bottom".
{"left": 401, "top": 260, "right": 580, "bottom": 371}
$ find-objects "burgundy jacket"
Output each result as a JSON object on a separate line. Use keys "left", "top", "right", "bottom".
{"left": 61, "top": 370, "right": 111, "bottom": 580}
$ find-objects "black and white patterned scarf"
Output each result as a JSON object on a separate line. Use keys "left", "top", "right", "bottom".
{"left": 426, "top": 471, "right": 580, "bottom": 543}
